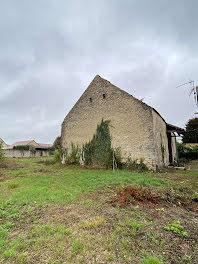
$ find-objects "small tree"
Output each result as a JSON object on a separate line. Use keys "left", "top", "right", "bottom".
{"left": 183, "top": 118, "right": 198, "bottom": 143}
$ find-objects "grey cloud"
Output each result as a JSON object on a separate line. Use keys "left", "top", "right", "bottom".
{"left": 1, "top": 0, "right": 198, "bottom": 144}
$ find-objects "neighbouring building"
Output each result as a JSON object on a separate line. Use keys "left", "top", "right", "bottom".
{"left": 7, "top": 140, "right": 52, "bottom": 150}
{"left": 61, "top": 75, "right": 184, "bottom": 170}
{"left": 0, "top": 138, "right": 8, "bottom": 149}
{"left": 186, "top": 143, "right": 198, "bottom": 147}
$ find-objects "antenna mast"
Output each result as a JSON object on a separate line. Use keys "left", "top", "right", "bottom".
{"left": 177, "top": 80, "right": 198, "bottom": 107}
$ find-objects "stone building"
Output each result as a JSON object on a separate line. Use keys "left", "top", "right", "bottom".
{"left": 61, "top": 75, "right": 184, "bottom": 169}
{"left": 0, "top": 138, "right": 8, "bottom": 149}
{"left": 7, "top": 140, "right": 52, "bottom": 150}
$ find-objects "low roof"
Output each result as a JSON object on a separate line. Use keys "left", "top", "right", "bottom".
{"left": 10, "top": 140, "right": 34, "bottom": 147}
{"left": 36, "top": 143, "right": 53, "bottom": 148}
{"left": 166, "top": 123, "right": 185, "bottom": 135}
{"left": 186, "top": 143, "right": 198, "bottom": 146}
{"left": 8, "top": 140, "right": 52, "bottom": 149}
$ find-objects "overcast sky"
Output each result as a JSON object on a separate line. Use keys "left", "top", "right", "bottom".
{"left": 1, "top": 0, "right": 198, "bottom": 144}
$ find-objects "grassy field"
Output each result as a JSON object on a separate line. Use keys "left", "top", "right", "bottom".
{"left": 0, "top": 158, "right": 197, "bottom": 264}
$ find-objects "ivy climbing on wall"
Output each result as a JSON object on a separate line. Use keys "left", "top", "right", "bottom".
{"left": 83, "top": 119, "right": 121, "bottom": 168}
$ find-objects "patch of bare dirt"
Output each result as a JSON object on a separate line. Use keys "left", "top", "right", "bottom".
{"left": 0, "top": 172, "right": 10, "bottom": 182}
{"left": 37, "top": 203, "right": 93, "bottom": 227}
{"left": 107, "top": 186, "right": 198, "bottom": 212}
{"left": 38, "top": 169, "right": 50, "bottom": 173}
{"left": 33, "top": 168, "right": 51, "bottom": 174}
{"left": 0, "top": 160, "right": 24, "bottom": 170}
{"left": 108, "top": 186, "right": 160, "bottom": 207}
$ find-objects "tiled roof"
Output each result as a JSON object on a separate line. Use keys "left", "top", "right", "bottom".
{"left": 37, "top": 143, "right": 53, "bottom": 148}
{"left": 8, "top": 140, "right": 52, "bottom": 149}
{"left": 10, "top": 140, "right": 33, "bottom": 147}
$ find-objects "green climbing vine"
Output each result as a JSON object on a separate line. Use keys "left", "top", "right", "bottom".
{"left": 83, "top": 119, "right": 121, "bottom": 168}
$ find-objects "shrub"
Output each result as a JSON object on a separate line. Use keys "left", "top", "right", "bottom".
{"left": 54, "top": 150, "right": 61, "bottom": 162}
{"left": 177, "top": 142, "right": 198, "bottom": 161}
{"left": 123, "top": 157, "right": 148, "bottom": 172}
{"left": 13, "top": 145, "right": 30, "bottom": 150}
{"left": 65, "top": 143, "right": 80, "bottom": 165}
{"left": 46, "top": 150, "right": 60, "bottom": 164}
{"left": 113, "top": 147, "right": 123, "bottom": 169}
{"left": 38, "top": 150, "right": 61, "bottom": 165}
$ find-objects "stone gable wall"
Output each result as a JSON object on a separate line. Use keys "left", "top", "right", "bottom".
{"left": 0, "top": 139, "right": 7, "bottom": 149}
{"left": 152, "top": 110, "right": 169, "bottom": 167}
{"left": 28, "top": 140, "right": 40, "bottom": 147}
{"left": 61, "top": 76, "right": 164, "bottom": 169}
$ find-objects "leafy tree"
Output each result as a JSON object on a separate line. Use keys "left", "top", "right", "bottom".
{"left": 177, "top": 142, "right": 198, "bottom": 161}
{"left": 183, "top": 118, "right": 198, "bottom": 143}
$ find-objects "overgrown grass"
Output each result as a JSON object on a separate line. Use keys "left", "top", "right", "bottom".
{"left": 0, "top": 158, "right": 197, "bottom": 263}
{"left": 0, "top": 160, "right": 171, "bottom": 208}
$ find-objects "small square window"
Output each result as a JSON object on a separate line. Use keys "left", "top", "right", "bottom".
{"left": 103, "top": 94, "right": 106, "bottom": 99}
{"left": 89, "top": 98, "right": 92, "bottom": 102}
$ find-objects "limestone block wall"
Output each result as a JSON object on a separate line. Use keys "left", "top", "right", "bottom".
{"left": 152, "top": 110, "right": 169, "bottom": 167}
{"left": 61, "top": 75, "right": 159, "bottom": 169}
{"left": 3, "top": 149, "right": 52, "bottom": 158}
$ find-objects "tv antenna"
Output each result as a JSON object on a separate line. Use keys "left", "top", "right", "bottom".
{"left": 176, "top": 79, "right": 198, "bottom": 107}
